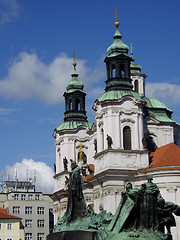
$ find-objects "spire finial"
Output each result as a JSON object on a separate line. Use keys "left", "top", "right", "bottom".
{"left": 72, "top": 50, "right": 77, "bottom": 70}
{"left": 130, "top": 42, "right": 133, "bottom": 58}
{"left": 115, "top": 8, "right": 119, "bottom": 28}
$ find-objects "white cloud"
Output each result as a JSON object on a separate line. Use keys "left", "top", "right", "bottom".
{"left": 5, "top": 158, "right": 54, "bottom": 194}
{"left": 0, "top": 52, "right": 104, "bottom": 104}
{"left": 146, "top": 82, "right": 180, "bottom": 107}
{"left": 0, "top": 107, "right": 21, "bottom": 115}
{"left": 0, "top": 0, "right": 20, "bottom": 25}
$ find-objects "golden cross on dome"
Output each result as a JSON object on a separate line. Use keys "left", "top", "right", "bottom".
{"left": 73, "top": 50, "right": 77, "bottom": 70}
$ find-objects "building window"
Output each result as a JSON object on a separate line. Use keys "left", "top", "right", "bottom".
{"left": 7, "top": 223, "right": 12, "bottom": 230}
{"left": 35, "top": 195, "right": 40, "bottom": 200}
{"left": 28, "top": 194, "right": 33, "bottom": 200}
{"left": 13, "top": 206, "right": 20, "bottom": 214}
{"left": 123, "top": 126, "right": 132, "bottom": 150}
{"left": 14, "top": 194, "right": 19, "bottom": 200}
{"left": 37, "top": 220, "right": 45, "bottom": 227}
{"left": 75, "top": 99, "right": 81, "bottom": 111}
{"left": 101, "top": 128, "right": 104, "bottom": 150}
{"left": 69, "top": 100, "right": 72, "bottom": 110}
{"left": 0, "top": 223, "right": 2, "bottom": 230}
{"left": 25, "top": 206, "right": 32, "bottom": 214}
{"left": 120, "top": 64, "right": 125, "bottom": 78}
{"left": 25, "top": 233, "right": 32, "bottom": 240}
{"left": 21, "top": 194, "right": 26, "bottom": 200}
{"left": 25, "top": 219, "right": 32, "bottom": 227}
{"left": 134, "top": 80, "right": 139, "bottom": 93}
{"left": 111, "top": 64, "right": 116, "bottom": 78}
{"left": 37, "top": 233, "right": 44, "bottom": 240}
{"left": 37, "top": 207, "right": 44, "bottom": 214}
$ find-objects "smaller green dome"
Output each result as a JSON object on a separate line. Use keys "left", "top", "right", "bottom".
{"left": 144, "top": 97, "right": 172, "bottom": 111}
{"left": 107, "top": 27, "right": 129, "bottom": 57}
{"left": 66, "top": 68, "right": 84, "bottom": 93}
{"left": 56, "top": 121, "right": 92, "bottom": 131}
{"left": 130, "top": 60, "right": 142, "bottom": 74}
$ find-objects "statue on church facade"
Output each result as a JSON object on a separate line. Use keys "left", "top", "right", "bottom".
{"left": 107, "top": 135, "right": 113, "bottom": 149}
{"left": 63, "top": 157, "right": 68, "bottom": 171}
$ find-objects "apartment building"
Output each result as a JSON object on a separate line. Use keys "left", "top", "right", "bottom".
{"left": 0, "top": 180, "right": 53, "bottom": 240}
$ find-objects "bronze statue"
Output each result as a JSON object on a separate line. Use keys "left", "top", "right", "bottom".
{"left": 108, "top": 182, "right": 141, "bottom": 233}
{"left": 52, "top": 172, "right": 180, "bottom": 240}
{"left": 64, "top": 160, "right": 88, "bottom": 222}
{"left": 108, "top": 177, "right": 180, "bottom": 240}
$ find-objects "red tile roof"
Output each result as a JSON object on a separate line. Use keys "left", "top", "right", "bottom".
{"left": 0, "top": 209, "right": 21, "bottom": 219}
{"left": 150, "top": 142, "right": 180, "bottom": 168}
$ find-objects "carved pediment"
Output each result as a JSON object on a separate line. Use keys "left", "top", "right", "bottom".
{"left": 121, "top": 118, "right": 135, "bottom": 123}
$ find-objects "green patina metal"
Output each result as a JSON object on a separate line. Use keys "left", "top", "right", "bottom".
{"left": 97, "top": 90, "right": 144, "bottom": 102}
{"left": 143, "top": 97, "right": 176, "bottom": 123}
{"left": 130, "top": 60, "right": 143, "bottom": 75}
{"left": 149, "top": 111, "right": 175, "bottom": 123}
{"left": 130, "top": 48, "right": 143, "bottom": 75}
{"left": 144, "top": 97, "right": 172, "bottom": 111}
{"left": 107, "top": 28, "right": 129, "bottom": 57}
{"left": 66, "top": 68, "right": 84, "bottom": 93}
{"left": 56, "top": 121, "right": 92, "bottom": 131}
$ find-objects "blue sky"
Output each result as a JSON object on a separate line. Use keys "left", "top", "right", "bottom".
{"left": 0, "top": 0, "right": 180, "bottom": 193}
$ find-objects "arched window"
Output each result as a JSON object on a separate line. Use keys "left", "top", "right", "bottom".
{"left": 120, "top": 64, "right": 125, "bottom": 78}
{"left": 101, "top": 128, "right": 104, "bottom": 150}
{"left": 111, "top": 64, "right": 116, "bottom": 78}
{"left": 134, "top": 80, "right": 139, "bottom": 93}
{"left": 69, "top": 100, "right": 72, "bottom": 110}
{"left": 123, "top": 126, "right": 131, "bottom": 150}
{"left": 75, "top": 99, "right": 80, "bottom": 111}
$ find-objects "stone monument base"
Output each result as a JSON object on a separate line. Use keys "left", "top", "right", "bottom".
{"left": 47, "top": 230, "right": 98, "bottom": 240}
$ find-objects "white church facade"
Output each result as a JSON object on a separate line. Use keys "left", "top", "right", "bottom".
{"left": 51, "top": 17, "right": 180, "bottom": 240}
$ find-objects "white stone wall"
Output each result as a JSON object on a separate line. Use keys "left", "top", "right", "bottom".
{"left": 146, "top": 123, "right": 174, "bottom": 148}
{"left": 95, "top": 99, "right": 145, "bottom": 153}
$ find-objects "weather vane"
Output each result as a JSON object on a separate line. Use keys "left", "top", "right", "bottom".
{"left": 73, "top": 50, "right": 77, "bottom": 70}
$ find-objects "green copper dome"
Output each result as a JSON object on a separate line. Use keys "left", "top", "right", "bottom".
{"left": 107, "top": 27, "right": 129, "bottom": 57}
{"left": 66, "top": 68, "right": 84, "bottom": 93}
{"left": 97, "top": 90, "right": 144, "bottom": 102}
{"left": 144, "top": 97, "right": 172, "bottom": 111}
{"left": 130, "top": 60, "right": 142, "bottom": 75}
{"left": 143, "top": 96, "right": 175, "bottom": 123}
{"left": 56, "top": 121, "right": 92, "bottom": 131}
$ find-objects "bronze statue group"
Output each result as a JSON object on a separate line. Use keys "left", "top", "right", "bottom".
{"left": 54, "top": 160, "right": 180, "bottom": 240}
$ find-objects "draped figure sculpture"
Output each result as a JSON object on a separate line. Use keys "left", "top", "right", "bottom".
{"left": 108, "top": 177, "right": 180, "bottom": 240}
{"left": 64, "top": 160, "right": 88, "bottom": 222}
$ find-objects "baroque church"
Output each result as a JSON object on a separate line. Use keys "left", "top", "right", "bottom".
{"left": 52, "top": 16, "right": 180, "bottom": 239}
